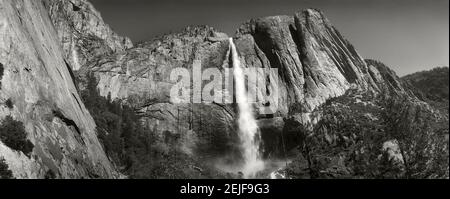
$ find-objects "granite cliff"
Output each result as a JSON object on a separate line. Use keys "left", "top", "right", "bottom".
{"left": 0, "top": 0, "right": 116, "bottom": 178}
{"left": 47, "top": 0, "right": 133, "bottom": 71}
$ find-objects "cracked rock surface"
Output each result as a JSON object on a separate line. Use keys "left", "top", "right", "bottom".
{"left": 0, "top": 0, "right": 116, "bottom": 179}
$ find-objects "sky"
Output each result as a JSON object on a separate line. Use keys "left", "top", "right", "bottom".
{"left": 90, "top": 0, "right": 449, "bottom": 76}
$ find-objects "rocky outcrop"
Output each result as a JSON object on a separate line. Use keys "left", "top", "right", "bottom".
{"left": 234, "top": 9, "right": 380, "bottom": 119}
{"left": 232, "top": 9, "right": 388, "bottom": 149}
{"left": 365, "top": 59, "right": 415, "bottom": 97}
{"left": 46, "top": 0, "right": 132, "bottom": 70}
{"left": 77, "top": 26, "right": 237, "bottom": 155}
{"left": 0, "top": 0, "right": 116, "bottom": 178}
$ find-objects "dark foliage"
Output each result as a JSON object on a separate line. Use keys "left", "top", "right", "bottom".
{"left": 379, "top": 95, "right": 449, "bottom": 178}
{"left": 402, "top": 67, "right": 449, "bottom": 102}
{"left": 0, "top": 116, "right": 34, "bottom": 156}
{"left": 285, "top": 91, "right": 449, "bottom": 179}
{"left": 402, "top": 67, "right": 449, "bottom": 115}
{"left": 0, "top": 158, "right": 13, "bottom": 179}
{"left": 80, "top": 72, "right": 144, "bottom": 170}
{"left": 80, "top": 73, "right": 225, "bottom": 178}
{"left": 5, "top": 99, "right": 13, "bottom": 109}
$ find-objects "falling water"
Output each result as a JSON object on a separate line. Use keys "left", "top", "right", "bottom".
{"left": 229, "top": 38, "right": 265, "bottom": 178}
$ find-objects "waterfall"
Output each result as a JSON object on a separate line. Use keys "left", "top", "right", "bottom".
{"left": 229, "top": 38, "right": 265, "bottom": 178}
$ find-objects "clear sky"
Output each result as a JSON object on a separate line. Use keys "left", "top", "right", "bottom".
{"left": 90, "top": 0, "right": 449, "bottom": 76}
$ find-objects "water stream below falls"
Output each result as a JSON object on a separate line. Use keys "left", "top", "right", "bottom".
{"left": 229, "top": 38, "right": 265, "bottom": 178}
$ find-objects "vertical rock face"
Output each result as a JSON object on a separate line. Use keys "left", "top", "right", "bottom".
{"left": 365, "top": 59, "right": 414, "bottom": 97}
{"left": 0, "top": 0, "right": 115, "bottom": 178}
{"left": 46, "top": 0, "right": 132, "bottom": 70}
{"left": 78, "top": 26, "right": 237, "bottom": 155}
{"left": 235, "top": 9, "right": 379, "bottom": 119}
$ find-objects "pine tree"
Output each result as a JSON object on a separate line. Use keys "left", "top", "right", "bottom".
{"left": 0, "top": 158, "right": 13, "bottom": 179}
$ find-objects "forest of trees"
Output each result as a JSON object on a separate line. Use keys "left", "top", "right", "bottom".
{"left": 0, "top": 158, "right": 13, "bottom": 179}
{"left": 80, "top": 73, "right": 226, "bottom": 179}
{"left": 285, "top": 92, "right": 449, "bottom": 179}
{"left": 402, "top": 67, "right": 449, "bottom": 115}
{"left": 0, "top": 114, "right": 34, "bottom": 179}
{"left": 402, "top": 67, "right": 449, "bottom": 102}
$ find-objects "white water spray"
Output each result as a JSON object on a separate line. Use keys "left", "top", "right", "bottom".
{"left": 229, "top": 38, "right": 265, "bottom": 178}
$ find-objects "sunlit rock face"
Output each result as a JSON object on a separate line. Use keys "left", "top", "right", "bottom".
{"left": 77, "top": 26, "right": 238, "bottom": 156}
{"left": 234, "top": 9, "right": 381, "bottom": 119}
{"left": 366, "top": 59, "right": 417, "bottom": 98}
{"left": 0, "top": 0, "right": 116, "bottom": 179}
{"left": 47, "top": 0, "right": 239, "bottom": 157}
{"left": 47, "top": 0, "right": 133, "bottom": 70}
{"left": 231, "top": 9, "right": 390, "bottom": 155}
